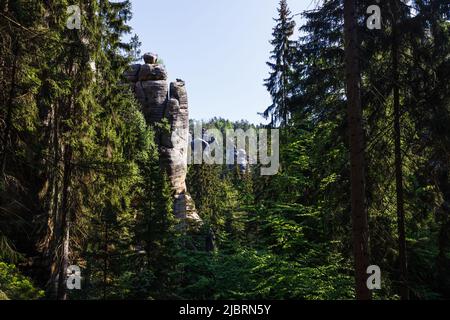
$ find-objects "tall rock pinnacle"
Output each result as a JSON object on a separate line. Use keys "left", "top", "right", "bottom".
{"left": 125, "top": 54, "right": 201, "bottom": 228}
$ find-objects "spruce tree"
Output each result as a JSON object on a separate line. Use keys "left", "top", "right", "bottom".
{"left": 263, "top": 0, "right": 296, "bottom": 127}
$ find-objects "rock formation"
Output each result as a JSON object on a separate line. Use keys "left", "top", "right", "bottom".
{"left": 125, "top": 53, "right": 201, "bottom": 227}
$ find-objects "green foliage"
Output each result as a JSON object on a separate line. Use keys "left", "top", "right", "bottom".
{"left": 0, "top": 262, "right": 44, "bottom": 300}
{"left": 0, "top": 0, "right": 449, "bottom": 301}
{"left": 174, "top": 246, "right": 353, "bottom": 300}
{"left": 263, "top": 0, "right": 297, "bottom": 126}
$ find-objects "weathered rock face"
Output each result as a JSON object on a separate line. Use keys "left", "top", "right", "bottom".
{"left": 143, "top": 52, "right": 159, "bottom": 64}
{"left": 126, "top": 54, "right": 201, "bottom": 227}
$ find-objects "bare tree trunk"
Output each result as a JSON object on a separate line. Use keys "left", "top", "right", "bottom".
{"left": 55, "top": 89, "right": 75, "bottom": 300}
{"left": 103, "top": 223, "right": 108, "bottom": 300}
{"left": 391, "top": 13, "right": 409, "bottom": 300}
{"left": 56, "top": 144, "right": 73, "bottom": 300}
{"left": 43, "top": 102, "right": 62, "bottom": 299}
{"left": 343, "top": 0, "right": 371, "bottom": 300}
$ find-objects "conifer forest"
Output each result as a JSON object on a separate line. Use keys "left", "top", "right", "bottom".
{"left": 0, "top": 0, "right": 450, "bottom": 301}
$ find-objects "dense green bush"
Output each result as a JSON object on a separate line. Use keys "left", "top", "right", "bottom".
{"left": 0, "top": 262, "right": 44, "bottom": 300}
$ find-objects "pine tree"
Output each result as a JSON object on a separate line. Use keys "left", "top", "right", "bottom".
{"left": 402, "top": 0, "right": 450, "bottom": 298}
{"left": 31, "top": 0, "right": 141, "bottom": 299}
{"left": 134, "top": 150, "right": 176, "bottom": 299}
{"left": 129, "top": 34, "right": 142, "bottom": 62}
{"left": 344, "top": 0, "right": 371, "bottom": 300}
{"left": 263, "top": 0, "right": 296, "bottom": 127}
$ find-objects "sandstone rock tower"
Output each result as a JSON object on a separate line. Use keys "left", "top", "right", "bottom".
{"left": 125, "top": 53, "right": 200, "bottom": 227}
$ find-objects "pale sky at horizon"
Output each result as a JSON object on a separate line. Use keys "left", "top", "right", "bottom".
{"left": 128, "top": 0, "right": 313, "bottom": 124}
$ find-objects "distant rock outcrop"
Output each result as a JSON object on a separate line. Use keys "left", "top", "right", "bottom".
{"left": 125, "top": 53, "right": 201, "bottom": 227}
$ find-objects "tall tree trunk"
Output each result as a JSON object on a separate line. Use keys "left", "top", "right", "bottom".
{"left": 43, "top": 102, "right": 62, "bottom": 298}
{"left": 343, "top": 0, "right": 371, "bottom": 300}
{"left": 56, "top": 144, "right": 73, "bottom": 300}
{"left": 391, "top": 13, "right": 409, "bottom": 300}
{"left": 103, "top": 223, "right": 108, "bottom": 300}
{"left": 55, "top": 87, "right": 76, "bottom": 300}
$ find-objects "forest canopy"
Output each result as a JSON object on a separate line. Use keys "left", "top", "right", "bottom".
{"left": 0, "top": 0, "right": 449, "bottom": 301}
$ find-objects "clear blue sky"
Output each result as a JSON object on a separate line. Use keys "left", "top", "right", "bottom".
{"left": 128, "top": 0, "right": 312, "bottom": 124}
